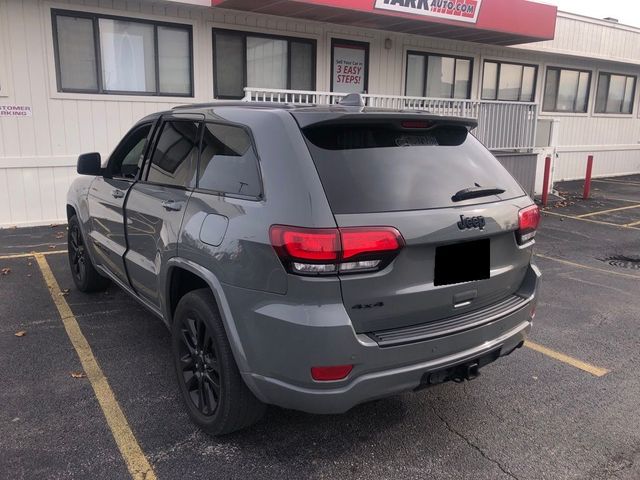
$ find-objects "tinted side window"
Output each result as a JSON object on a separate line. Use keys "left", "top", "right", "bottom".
{"left": 147, "top": 121, "right": 200, "bottom": 188}
{"left": 198, "top": 123, "right": 261, "bottom": 197}
{"left": 108, "top": 124, "right": 152, "bottom": 179}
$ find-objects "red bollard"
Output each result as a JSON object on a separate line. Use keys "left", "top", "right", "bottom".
{"left": 583, "top": 155, "right": 594, "bottom": 200}
{"left": 541, "top": 156, "right": 552, "bottom": 206}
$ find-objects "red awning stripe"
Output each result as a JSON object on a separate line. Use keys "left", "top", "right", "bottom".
{"left": 211, "top": 0, "right": 556, "bottom": 45}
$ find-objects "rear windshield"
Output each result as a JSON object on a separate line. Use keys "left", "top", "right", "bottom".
{"left": 302, "top": 122, "right": 525, "bottom": 214}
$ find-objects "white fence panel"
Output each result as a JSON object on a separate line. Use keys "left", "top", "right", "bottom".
{"left": 243, "top": 88, "right": 537, "bottom": 151}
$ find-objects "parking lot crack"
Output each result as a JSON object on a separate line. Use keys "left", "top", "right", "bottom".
{"left": 590, "top": 446, "right": 640, "bottom": 479}
{"left": 432, "top": 409, "right": 519, "bottom": 480}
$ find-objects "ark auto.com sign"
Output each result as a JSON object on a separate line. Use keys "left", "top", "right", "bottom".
{"left": 374, "top": 0, "right": 482, "bottom": 24}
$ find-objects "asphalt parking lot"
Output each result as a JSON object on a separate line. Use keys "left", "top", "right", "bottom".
{"left": 1, "top": 175, "right": 639, "bottom": 480}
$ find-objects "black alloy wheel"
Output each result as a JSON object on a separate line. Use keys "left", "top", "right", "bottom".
{"left": 68, "top": 223, "right": 86, "bottom": 284}
{"left": 178, "top": 315, "right": 221, "bottom": 416}
{"left": 67, "top": 215, "right": 110, "bottom": 292}
{"left": 171, "top": 289, "right": 266, "bottom": 435}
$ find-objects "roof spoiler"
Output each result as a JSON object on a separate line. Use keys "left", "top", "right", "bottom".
{"left": 292, "top": 111, "right": 478, "bottom": 130}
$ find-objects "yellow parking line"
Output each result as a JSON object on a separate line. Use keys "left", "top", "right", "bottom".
{"left": 525, "top": 341, "right": 609, "bottom": 377}
{"left": 535, "top": 253, "right": 640, "bottom": 279}
{"left": 624, "top": 219, "right": 640, "bottom": 227}
{"left": 592, "top": 178, "right": 640, "bottom": 186}
{"left": 0, "top": 250, "right": 67, "bottom": 260}
{"left": 543, "top": 210, "right": 640, "bottom": 230}
{"left": 600, "top": 197, "right": 638, "bottom": 203}
{"left": 34, "top": 253, "right": 156, "bottom": 480}
{"left": 576, "top": 203, "right": 640, "bottom": 218}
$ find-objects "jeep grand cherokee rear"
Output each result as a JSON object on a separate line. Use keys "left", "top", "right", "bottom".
{"left": 68, "top": 103, "right": 540, "bottom": 435}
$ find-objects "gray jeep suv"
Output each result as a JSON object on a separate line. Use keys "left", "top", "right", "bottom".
{"left": 66, "top": 98, "right": 541, "bottom": 435}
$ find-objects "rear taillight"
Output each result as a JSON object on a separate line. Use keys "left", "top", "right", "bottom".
{"left": 341, "top": 227, "right": 402, "bottom": 259}
{"left": 270, "top": 225, "right": 404, "bottom": 275}
{"left": 517, "top": 205, "right": 540, "bottom": 245}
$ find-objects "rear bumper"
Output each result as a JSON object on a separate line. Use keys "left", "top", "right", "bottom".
{"left": 246, "top": 315, "right": 531, "bottom": 414}
{"left": 226, "top": 264, "right": 540, "bottom": 414}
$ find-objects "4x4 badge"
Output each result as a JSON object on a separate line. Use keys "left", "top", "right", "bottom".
{"left": 457, "top": 215, "right": 486, "bottom": 230}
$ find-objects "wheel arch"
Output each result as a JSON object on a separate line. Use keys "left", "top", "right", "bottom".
{"left": 66, "top": 204, "right": 77, "bottom": 220}
{"left": 164, "top": 258, "right": 251, "bottom": 375}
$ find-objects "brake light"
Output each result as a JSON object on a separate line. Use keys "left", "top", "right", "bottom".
{"left": 401, "top": 120, "right": 433, "bottom": 129}
{"left": 269, "top": 225, "right": 404, "bottom": 275}
{"left": 270, "top": 226, "right": 339, "bottom": 261}
{"left": 341, "top": 227, "right": 402, "bottom": 260}
{"left": 311, "top": 365, "right": 353, "bottom": 381}
{"left": 517, "top": 205, "right": 540, "bottom": 245}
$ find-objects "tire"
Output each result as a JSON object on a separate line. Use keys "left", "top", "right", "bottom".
{"left": 171, "top": 288, "right": 266, "bottom": 435}
{"left": 67, "top": 215, "right": 110, "bottom": 292}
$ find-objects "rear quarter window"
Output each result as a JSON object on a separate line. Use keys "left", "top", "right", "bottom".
{"left": 197, "top": 123, "right": 261, "bottom": 198}
{"left": 302, "top": 122, "right": 525, "bottom": 214}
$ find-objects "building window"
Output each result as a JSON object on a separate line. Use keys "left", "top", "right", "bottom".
{"left": 405, "top": 52, "right": 472, "bottom": 99}
{"left": 481, "top": 61, "right": 537, "bottom": 102}
{"left": 595, "top": 72, "right": 636, "bottom": 114}
{"left": 331, "top": 39, "right": 369, "bottom": 94}
{"left": 542, "top": 67, "right": 591, "bottom": 113}
{"left": 52, "top": 10, "right": 194, "bottom": 96}
{"left": 213, "top": 29, "right": 316, "bottom": 99}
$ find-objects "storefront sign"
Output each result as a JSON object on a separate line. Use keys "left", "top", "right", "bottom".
{"left": 332, "top": 43, "right": 367, "bottom": 94}
{"left": 374, "top": 0, "right": 482, "bottom": 24}
{"left": 0, "top": 105, "right": 32, "bottom": 117}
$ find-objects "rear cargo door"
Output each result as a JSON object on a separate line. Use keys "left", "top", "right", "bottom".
{"left": 299, "top": 117, "right": 532, "bottom": 333}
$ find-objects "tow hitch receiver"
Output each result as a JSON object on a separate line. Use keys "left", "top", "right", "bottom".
{"left": 455, "top": 362, "right": 480, "bottom": 382}
{"left": 417, "top": 348, "right": 501, "bottom": 390}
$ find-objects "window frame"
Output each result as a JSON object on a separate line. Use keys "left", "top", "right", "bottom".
{"left": 212, "top": 28, "right": 317, "bottom": 100}
{"left": 0, "top": 1, "right": 10, "bottom": 98}
{"left": 51, "top": 9, "right": 194, "bottom": 97}
{"left": 542, "top": 66, "right": 592, "bottom": 113}
{"left": 404, "top": 50, "right": 474, "bottom": 99}
{"left": 330, "top": 38, "right": 370, "bottom": 94}
{"left": 194, "top": 120, "right": 264, "bottom": 201}
{"left": 481, "top": 59, "right": 538, "bottom": 102}
{"left": 106, "top": 121, "right": 156, "bottom": 180}
{"left": 594, "top": 71, "right": 637, "bottom": 115}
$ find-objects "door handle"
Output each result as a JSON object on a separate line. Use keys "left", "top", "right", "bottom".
{"left": 111, "top": 189, "right": 125, "bottom": 199}
{"left": 161, "top": 199, "right": 182, "bottom": 212}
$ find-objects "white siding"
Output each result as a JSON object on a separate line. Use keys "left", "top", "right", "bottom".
{"left": 2, "top": 1, "right": 640, "bottom": 226}
{"left": 512, "top": 14, "right": 640, "bottom": 183}
{"left": 0, "top": 0, "right": 191, "bottom": 226}
{"left": 518, "top": 13, "right": 640, "bottom": 67}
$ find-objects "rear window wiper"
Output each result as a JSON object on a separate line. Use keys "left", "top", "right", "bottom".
{"left": 451, "top": 186, "right": 505, "bottom": 202}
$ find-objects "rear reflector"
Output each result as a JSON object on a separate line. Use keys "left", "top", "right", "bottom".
{"left": 517, "top": 205, "right": 541, "bottom": 244}
{"left": 311, "top": 365, "right": 353, "bottom": 381}
{"left": 270, "top": 225, "right": 404, "bottom": 275}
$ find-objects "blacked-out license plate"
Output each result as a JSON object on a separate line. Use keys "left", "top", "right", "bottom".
{"left": 434, "top": 238, "right": 490, "bottom": 286}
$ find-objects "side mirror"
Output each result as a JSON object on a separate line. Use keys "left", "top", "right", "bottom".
{"left": 77, "top": 152, "right": 102, "bottom": 176}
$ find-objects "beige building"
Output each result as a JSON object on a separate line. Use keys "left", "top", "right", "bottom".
{"left": 1, "top": 0, "right": 640, "bottom": 226}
